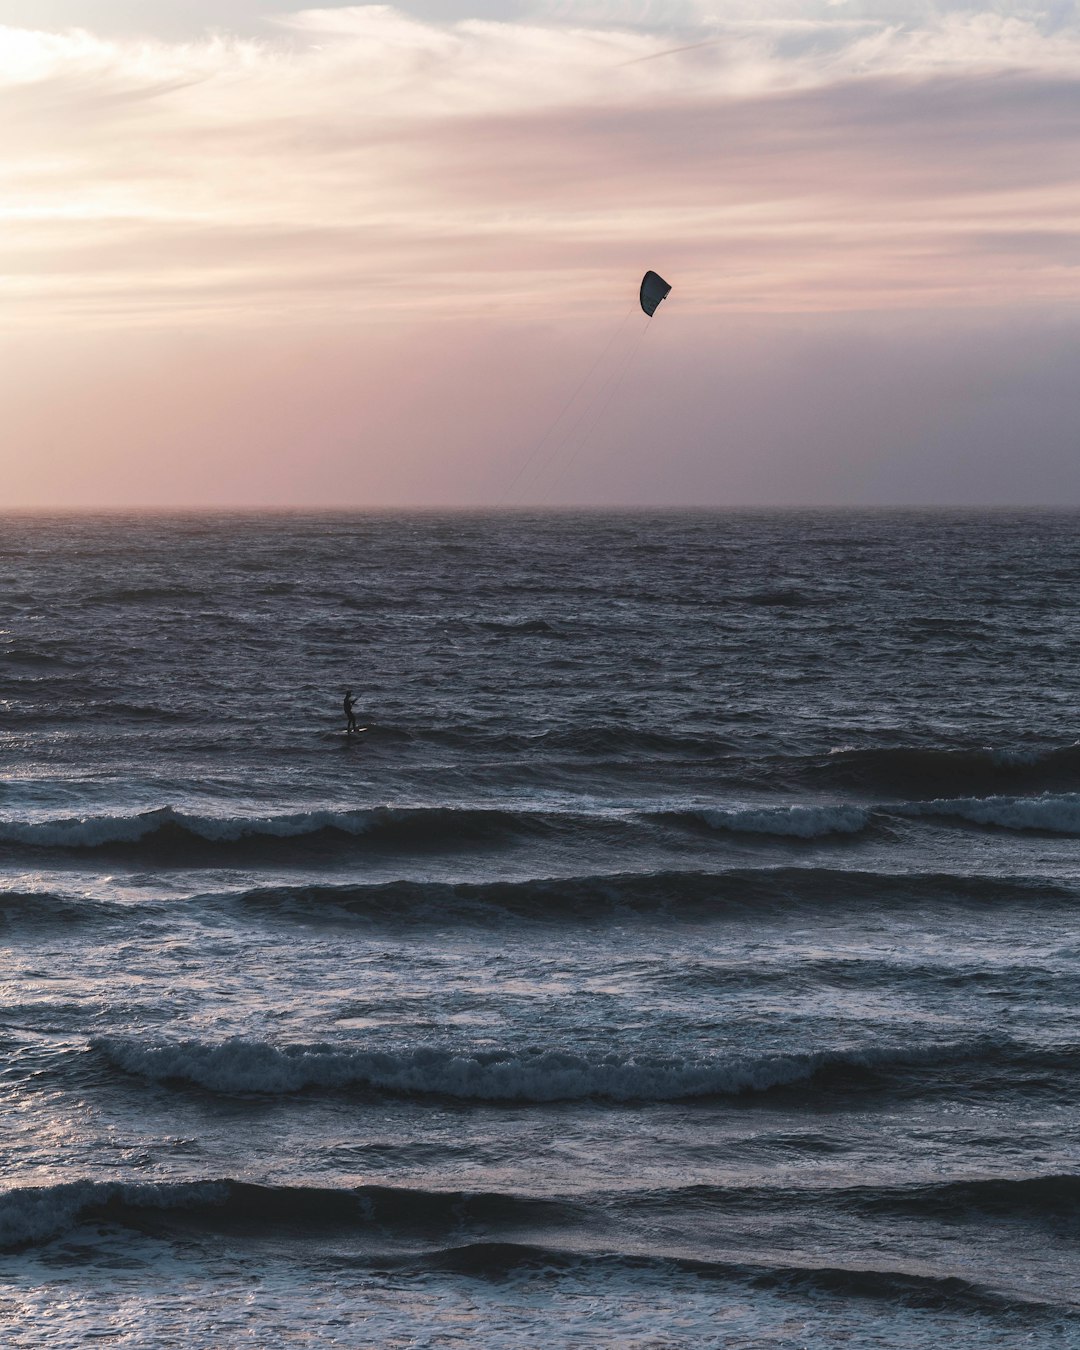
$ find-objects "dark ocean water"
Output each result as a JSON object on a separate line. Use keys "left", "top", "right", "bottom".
{"left": 1, "top": 510, "right": 1079, "bottom": 1347}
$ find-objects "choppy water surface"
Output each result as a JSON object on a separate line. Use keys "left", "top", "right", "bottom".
{"left": 1, "top": 511, "right": 1079, "bottom": 1347}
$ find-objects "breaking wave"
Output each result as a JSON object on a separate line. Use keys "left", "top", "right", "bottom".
{"left": 0, "top": 804, "right": 589, "bottom": 855}
{"left": 5, "top": 790, "right": 1080, "bottom": 862}
{"left": 907, "top": 793, "right": 1080, "bottom": 834}
{"left": 91, "top": 1034, "right": 1025, "bottom": 1103}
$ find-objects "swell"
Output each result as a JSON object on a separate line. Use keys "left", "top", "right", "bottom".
{"left": 386, "top": 731, "right": 1080, "bottom": 796}
{"left": 0, "top": 800, "right": 875, "bottom": 860}
{"left": 0, "top": 804, "right": 595, "bottom": 858}
{"left": 856, "top": 1174, "right": 1080, "bottom": 1222}
{"left": 646, "top": 803, "right": 873, "bottom": 839}
{"left": 89, "top": 1033, "right": 1067, "bottom": 1103}
{"left": 659, "top": 955, "right": 1080, "bottom": 999}
{"left": 0, "top": 889, "right": 130, "bottom": 928}
{"left": 902, "top": 792, "right": 1080, "bottom": 834}
{"left": 7, "top": 791, "right": 1080, "bottom": 862}
{"left": 386, "top": 1243, "right": 1070, "bottom": 1318}
{"left": 225, "top": 868, "right": 1077, "bottom": 926}
{"left": 5, "top": 868, "right": 1066, "bottom": 938}
{"left": 814, "top": 744, "right": 1080, "bottom": 797}
{"left": 0, "top": 1177, "right": 577, "bottom": 1252}
{"left": 624, "top": 1174, "right": 1080, "bottom": 1225}
{"left": 662, "top": 793, "right": 1080, "bottom": 838}
{"left": 2, "top": 1178, "right": 1070, "bottom": 1318}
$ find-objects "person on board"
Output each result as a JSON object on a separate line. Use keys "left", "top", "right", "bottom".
{"left": 343, "top": 689, "right": 359, "bottom": 735}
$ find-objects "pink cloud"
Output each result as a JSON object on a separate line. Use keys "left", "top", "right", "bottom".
{"left": 2, "top": 6, "right": 1080, "bottom": 506}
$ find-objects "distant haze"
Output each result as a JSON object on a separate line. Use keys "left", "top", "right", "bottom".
{"left": 3, "top": 2, "right": 1080, "bottom": 508}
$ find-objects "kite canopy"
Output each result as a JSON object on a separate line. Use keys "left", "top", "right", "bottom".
{"left": 639, "top": 271, "right": 672, "bottom": 317}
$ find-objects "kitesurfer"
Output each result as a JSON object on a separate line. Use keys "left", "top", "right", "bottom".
{"left": 343, "top": 689, "right": 359, "bottom": 734}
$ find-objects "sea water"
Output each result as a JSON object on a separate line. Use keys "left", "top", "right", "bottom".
{"left": 0, "top": 511, "right": 1078, "bottom": 1347}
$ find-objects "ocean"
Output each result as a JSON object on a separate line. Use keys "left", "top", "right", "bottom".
{"left": 1, "top": 510, "right": 1078, "bottom": 1347}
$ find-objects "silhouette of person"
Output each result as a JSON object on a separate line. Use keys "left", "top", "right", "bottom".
{"left": 343, "top": 689, "right": 359, "bottom": 734}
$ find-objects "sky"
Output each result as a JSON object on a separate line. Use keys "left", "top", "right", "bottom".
{"left": 2, "top": 1, "right": 1079, "bottom": 508}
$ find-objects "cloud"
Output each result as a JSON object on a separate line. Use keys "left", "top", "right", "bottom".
{"left": 1, "top": 3, "right": 1079, "bottom": 329}
{"left": 3, "top": 5, "right": 1078, "bottom": 509}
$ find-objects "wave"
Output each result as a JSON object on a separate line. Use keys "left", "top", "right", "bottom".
{"left": 5, "top": 790, "right": 1080, "bottom": 862}
{"left": 90, "top": 1034, "right": 1027, "bottom": 1102}
{"left": 666, "top": 793, "right": 1080, "bottom": 839}
{"left": 228, "top": 872, "right": 707, "bottom": 925}
{"left": 0, "top": 804, "right": 591, "bottom": 856}
{"left": 651, "top": 803, "right": 872, "bottom": 839}
{"left": 906, "top": 793, "right": 1080, "bottom": 834}
{"left": 399, "top": 1242, "right": 1065, "bottom": 1317}
{"left": 2, "top": 1181, "right": 1066, "bottom": 1321}
{"left": 818, "top": 745, "right": 1080, "bottom": 797}
{"left": 225, "top": 867, "right": 1077, "bottom": 927}
{"left": 401, "top": 734, "right": 1080, "bottom": 789}
{"left": 857, "top": 1174, "right": 1080, "bottom": 1222}
{"left": 623, "top": 1174, "right": 1080, "bottom": 1226}
{"left": 0, "top": 800, "right": 873, "bottom": 858}
{"left": 5, "top": 1170, "right": 1075, "bottom": 1255}
{"left": 3, "top": 1173, "right": 1075, "bottom": 1318}
{"left": 4, "top": 867, "right": 1065, "bottom": 941}
{"left": 0, "top": 889, "right": 127, "bottom": 928}
{"left": 661, "top": 956, "right": 1079, "bottom": 1001}
{"left": 0, "top": 1177, "right": 575, "bottom": 1252}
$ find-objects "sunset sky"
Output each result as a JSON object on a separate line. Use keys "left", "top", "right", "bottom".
{"left": 3, "top": 1, "right": 1079, "bottom": 507}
